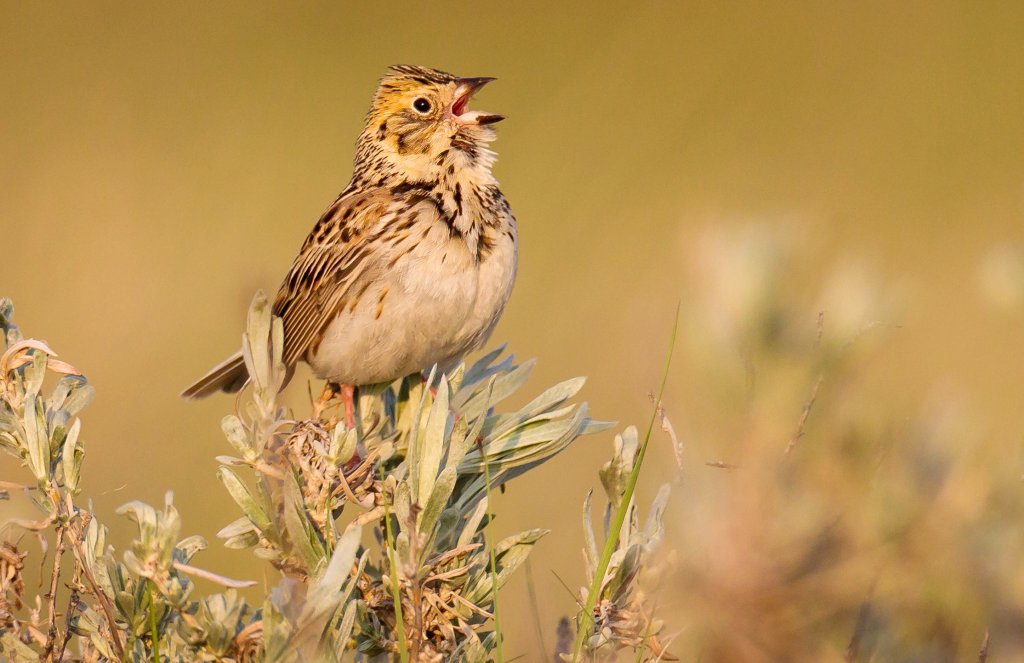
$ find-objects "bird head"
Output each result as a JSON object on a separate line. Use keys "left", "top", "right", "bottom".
{"left": 354, "top": 65, "right": 504, "bottom": 182}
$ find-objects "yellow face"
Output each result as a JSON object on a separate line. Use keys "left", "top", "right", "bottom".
{"left": 358, "top": 65, "right": 504, "bottom": 172}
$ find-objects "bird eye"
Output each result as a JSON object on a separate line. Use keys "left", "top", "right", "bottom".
{"left": 413, "top": 97, "right": 432, "bottom": 114}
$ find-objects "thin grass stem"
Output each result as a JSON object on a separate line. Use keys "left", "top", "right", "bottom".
{"left": 148, "top": 580, "right": 160, "bottom": 663}
{"left": 383, "top": 482, "right": 410, "bottom": 663}
{"left": 482, "top": 452, "right": 505, "bottom": 663}
{"left": 572, "top": 304, "right": 679, "bottom": 661}
{"left": 525, "top": 559, "right": 549, "bottom": 660}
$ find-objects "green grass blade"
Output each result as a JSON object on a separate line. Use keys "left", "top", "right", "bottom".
{"left": 572, "top": 304, "right": 679, "bottom": 661}
{"left": 383, "top": 476, "right": 410, "bottom": 663}
{"left": 482, "top": 450, "right": 505, "bottom": 663}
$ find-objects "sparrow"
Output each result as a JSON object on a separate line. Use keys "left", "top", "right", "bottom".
{"left": 182, "top": 65, "right": 518, "bottom": 425}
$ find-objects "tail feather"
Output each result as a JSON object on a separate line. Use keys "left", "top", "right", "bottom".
{"left": 181, "top": 351, "right": 249, "bottom": 399}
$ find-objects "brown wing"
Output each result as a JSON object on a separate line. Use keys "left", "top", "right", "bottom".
{"left": 272, "top": 188, "right": 395, "bottom": 367}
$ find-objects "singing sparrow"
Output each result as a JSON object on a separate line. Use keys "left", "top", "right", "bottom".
{"left": 182, "top": 65, "right": 517, "bottom": 421}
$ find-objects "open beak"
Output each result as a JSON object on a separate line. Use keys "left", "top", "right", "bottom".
{"left": 451, "top": 77, "right": 504, "bottom": 125}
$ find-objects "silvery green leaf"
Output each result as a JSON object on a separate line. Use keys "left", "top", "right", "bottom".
{"left": 402, "top": 365, "right": 436, "bottom": 486}
{"left": 217, "top": 516, "right": 258, "bottom": 540}
{"left": 606, "top": 543, "right": 642, "bottom": 602}
{"left": 217, "top": 467, "right": 271, "bottom": 531}
{"left": 0, "top": 431, "right": 20, "bottom": 457}
{"left": 582, "top": 490, "right": 598, "bottom": 577}
{"left": 458, "top": 496, "right": 489, "bottom": 548}
{"left": 465, "top": 528, "right": 548, "bottom": 602}
{"left": 0, "top": 631, "right": 39, "bottom": 661}
{"left": 27, "top": 484, "right": 55, "bottom": 516}
{"left": 84, "top": 517, "right": 114, "bottom": 595}
{"left": 433, "top": 508, "right": 460, "bottom": 551}
{"left": 458, "top": 473, "right": 503, "bottom": 520}
{"left": 215, "top": 455, "right": 248, "bottom": 466}
{"left": 396, "top": 530, "right": 410, "bottom": 568}
{"left": 331, "top": 424, "right": 358, "bottom": 464}
{"left": 453, "top": 358, "right": 534, "bottom": 417}
{"left": 420, "top": 466, "right": 457, "bottom": 538}
{"left": 642, "top": 483, "right": 672, "bottom": 552}
{"left": 600, "top": 426, "right": 638, "bottom": 507}
{"left": 444, "top": 413, "right": 473, "bottom": 471}
{"left": 302, "top": 525, "right": 361, "bottom": 622}
{"left": 283, "top": 469, "right": 327, "bottom": 570}
{"left": 47, "top": 375, "right": 74, "bottom": 411}
{"left": 333, "top": 601, "right": 358, "bottom": 656}
{"left": 492, "top": 527, "right": 548, "bottom": 558}
{"left": 416, "top": 377, "right": 449, "bottom": 508}
{"left": 580, "top": 418, "right": 616, "bottom": 435}
{"left": 394, "top": 375, "right": 425, "bottom": 438}
{"left": 115, "top": 588, "right": 137, "bottom": 619}
{"left": 175, "top": 534, "right": 208, "bottom": 562}
{"left": 460, "top": 406, "right": 588, "bottom": 474}
{"left": 47, "top": 410, "right": 68, "bottom": 456}
{"left": 482, "top": 404, "right": 575, "bottom": 442}
{"left": 460, "top": 344, "right": 511, "bottom": 389}
{"left": 22, "top": 395, "right": 49, "bottom": 484}
{"left": 342, "top": 551, "right": 368, "bottom": 604}
{"left": 243, "top": 291, "right": 272, "bottom": 394}
{"left": 221, "top": 415, "right": 251, "bottom": 458}
{"left": 0, "top": 298, "right": 14, "bottom": 330}
{"left": 270, "top": 316, "right": 286, "bottom": 381}
{"left": 476, "top": 416, "right": 580, "bottom": 460}
{"left": 23, "top": 352, "right": 47, "bottom": 397}
{"left": 446, "top": 362, "right": 465, "bottom": 393}
{"left": 223, "top": 531, "right": 260, "bottom": 549}
{"left": 60, "top": 379, "right": 94, "bottom": 418}
{"left": 449, "top": 628, "right": 488, "bottom": 662}
{"left": 61, "top": 417, "right": 82, "bottom": 493}
{"left": 395, "top": 478, "right": 412, "bottom": 526}
{"left": 484, "top": 377, "right": 586, "bottom": 440}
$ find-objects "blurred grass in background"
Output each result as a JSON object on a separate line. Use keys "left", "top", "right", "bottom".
{"left": 2, "top": 2, "right": 1024, "bottom": 659}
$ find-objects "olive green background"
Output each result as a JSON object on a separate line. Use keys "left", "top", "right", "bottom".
{"left": 3, "top": 2, "right": 1024, "bottom": 659}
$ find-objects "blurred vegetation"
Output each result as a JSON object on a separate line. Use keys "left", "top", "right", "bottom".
{"left": 3, "top": 1, "right": 1024, "bottom": 660}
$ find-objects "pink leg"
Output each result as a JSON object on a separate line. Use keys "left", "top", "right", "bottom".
{"left": 342, "top": 384, "right": 356, "bottom": 429}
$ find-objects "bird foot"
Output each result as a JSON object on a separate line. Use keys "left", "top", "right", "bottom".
{"left": 312, "top": 383, "right": 357, "bottom": 429}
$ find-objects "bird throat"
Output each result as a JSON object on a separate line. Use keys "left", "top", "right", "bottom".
{"left": 349, "top": 123, "right": 502, "bottom": 260}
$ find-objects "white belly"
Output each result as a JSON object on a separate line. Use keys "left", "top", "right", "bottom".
{"left": 308, "top": 227, "right": 516, "bottom": 385}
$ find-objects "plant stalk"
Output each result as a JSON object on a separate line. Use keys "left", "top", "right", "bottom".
{"left": 482, "top": 452, "right": 505, "bottom": 663}
{"left": 572, "top": 306, "right": 678, "bottom": 661}
{"left": 40, "top": 512, "right": 66, "bottom": 663}
{"left": 383, "top": 491, "right": 410, "bottom": 662}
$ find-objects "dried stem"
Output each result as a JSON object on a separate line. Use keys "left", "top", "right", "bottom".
{"left": 40, "top": 518, "right": 66, "bottom": 663}
{"left": 68, "top": 515, "right": 125, "bottom": 659}
{"left": 785, "top": 374, "right": 823, "bottom": 456}
{"left": 55, "top": 581, "right": 79, "bottom": 663}
{"left": 844, "top": 599, "right": 872, "bottom": 663}
{"left": 978, "top": 630, "right": 990, "bottom": 663}
{"left": 525, "top": 559, "right": 549, "bottom": 660}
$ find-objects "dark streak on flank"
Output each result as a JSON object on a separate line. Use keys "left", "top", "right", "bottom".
{"left": 391, "top": 180, "right": 436, "bottom": 196}
{"left": 478, "top": 231, "right": 495, "bottom": 262}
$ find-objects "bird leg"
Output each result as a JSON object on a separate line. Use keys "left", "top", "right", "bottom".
{"left": 341, "top": 384, "right": 357, "bottom": 429}
{"left": 312, "top": 382, "right": 358, "bottom": 430}
{"left": 312, "top": 382, "right": 342, "bottom": 421}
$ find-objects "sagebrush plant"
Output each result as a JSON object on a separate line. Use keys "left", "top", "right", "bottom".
{"left": 0, "top": 293, "right": 675, "bottom": 662}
